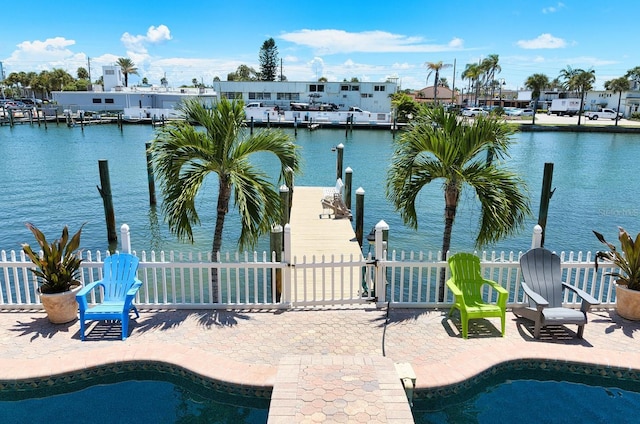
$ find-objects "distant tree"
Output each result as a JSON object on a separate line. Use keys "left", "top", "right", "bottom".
{"left": 350, "top": 77, "right": 360, "bottom": 82}
{"left": 160, "top": 76, "right": 168, "bottom": 87}
{"left": 425, "top": 61, "right": 452, "bottom": 103}
{"left": 561, "top": 67, "right": 595, "bottom": 125}
{"left": 391, "top": 92, "right": 419, "bottom": 122}
{"left": 318, "top": 77, "right": 328, "bottom": 82}
{"left": 227, "top": 65, "right": 258, "bottom": 81}
{"left": 480, "top": 55, "right": 501, "bottom": 105}
{"left": 213, "top": 76, "right": 221, "bottom": 82}
{"left": 258, "top": 38, "right": 278, "bottom": 81}
{"left": 438, "top": 78, "right": 449, "bottom": 88}
{"left": 462, "top": 63, "right": 482, "bottom": 106}
{"left": 524, "top": 73, "right": 550, "bottom": 124}
{"left": 76, "top": 67, "right": 89, "bottom": 79}
{"left": 116, "top": 57, "right": 138, "bottom": 87}
{"left": 604, "top": 76, "right": 631, "bottom": 126}
{"left": 142, "top": 77, "right": 148, "bottom": 85}
{"left": 192, "top": 78, "right": 198, "bottom": 87}
{"left": 625, "top": 66, "right": 640, "bottom": 89}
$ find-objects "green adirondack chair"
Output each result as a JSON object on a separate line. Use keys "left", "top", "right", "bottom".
{"left": 446, "top": 252, "right": 508, "bottom": 339}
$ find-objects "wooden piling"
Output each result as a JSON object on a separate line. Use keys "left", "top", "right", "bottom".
{"left": 336, "top": 143, "right": 344, "bottom": 181}
{"left": 344, "top": 167, "right": 353, "bottom": 210}
{"left": 538, "top": 162, "right": 554, "bottom": 247}
{"left": 355, "top": 187, "right": 365, "bottom": 246}
{"left": 145, "top": 142, "right": 157, "bottom": 205}
{"left": 97, "top": 160, "right": 118, "bottom": 245}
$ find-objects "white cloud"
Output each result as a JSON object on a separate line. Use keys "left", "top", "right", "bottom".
{"left": 4, "top": 37, "right": 87, "bottom": 73}
{"left": 542, "top": 2, "right": 566, "bottom": 13}
{"left": 516, "top": 33, "right": 567, "bottom": 49}
{"left": 280, "top": 29, "right": 464, "bottom": 54}
{"left": 121, "top": 24, "right": 172, "bottom": 54}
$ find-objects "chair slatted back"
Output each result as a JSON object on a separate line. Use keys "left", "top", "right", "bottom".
{"left": 102, "top": 253, "right": 140, "bottom": 302}
{"left": 519, "top": 248, "right": 563, "bottom": 308}
{"left": 448, "top": 253, "right": 484, "bottom": 302}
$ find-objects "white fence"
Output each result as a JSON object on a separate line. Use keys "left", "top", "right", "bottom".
{"left": 0, "top": 225, "right": 618, "bottom": 310}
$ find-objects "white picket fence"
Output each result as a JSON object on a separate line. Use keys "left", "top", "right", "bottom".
{"left": 0, "top": 228, "right": 618, "bottom": 310}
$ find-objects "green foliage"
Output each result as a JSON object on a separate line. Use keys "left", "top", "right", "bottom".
{"left": 22, "top": 223, "right": 84, "bottom": 294}
{"left": 594, "top": 227, "right": 640, "bottom": 291}
{"left": 259, "top": 38, "right": 278, "bottom": 81}
{"left": 391, "top": 93, "right": 419, "bottom": 122}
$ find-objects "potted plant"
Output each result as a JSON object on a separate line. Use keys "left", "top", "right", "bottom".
{"left": 594, "top": 227, "right": 640, "bottom": 320}
{"left": 22, "top": 222, "right": 85, "bottom": 324}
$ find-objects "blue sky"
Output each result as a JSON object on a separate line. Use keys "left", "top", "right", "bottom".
{"left": 0, "top": 0, "right": 637, "bottom": 90}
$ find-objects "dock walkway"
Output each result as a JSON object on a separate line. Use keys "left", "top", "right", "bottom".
{"left": 288, "top": 186, "right": 367, "bottom": 304}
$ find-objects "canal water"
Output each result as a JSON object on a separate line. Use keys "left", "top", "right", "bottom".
{"left": 1, "top": 123, "right": 639, "bottom": 257}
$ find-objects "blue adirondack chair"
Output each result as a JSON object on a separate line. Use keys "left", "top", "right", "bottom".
{"left": 76, "top": 253, "right": 142, "bottom": 340}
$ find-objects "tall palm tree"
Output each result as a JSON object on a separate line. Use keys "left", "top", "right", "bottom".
{"left": 386, "top": 106, "right": 531, "bottom": 301}
{"left": 481, "top": 55, "right": 501, "bottom": 106}
{"left": 604, "top": 76, "right": 630, "bottom": 126}
{"left": 462, "top": 63, "right": 482, "bottom": 106}
{"left": 524, "top": 73, "right": 550, "bottom": 125}
{"left": 562, "top": 68, "right": 595, "bottom": 126}
{"left": 150, "top": 98, "right": 301, "bottom": 301}
{"left": 116, "top": 57, "right": 138, "bottom": 87}
{"left": 425, "top": 61, "right": 452, "bottom": 104}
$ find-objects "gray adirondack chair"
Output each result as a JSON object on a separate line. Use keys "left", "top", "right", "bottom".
{"left": 514, "top": 248, "right": 599, "bottom": 339}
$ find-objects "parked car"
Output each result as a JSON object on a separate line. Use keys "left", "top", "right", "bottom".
{"left": 461, "top": 107, "right": 488, "bottom": 117}
{"left": 504, "top": 108, "right": 522, "bottom": 116}
{"left": 520, "top": 108, "right": 534, "bottom": 116}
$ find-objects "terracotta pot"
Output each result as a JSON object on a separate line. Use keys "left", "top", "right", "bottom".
{"left": 38, "top": 286, "right": 81, "bottom": 324}
{"left": 615, "top": 284, "right": 640, "bottom": 321}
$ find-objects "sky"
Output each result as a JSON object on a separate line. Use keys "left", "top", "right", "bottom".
{"left": 0, "top": 1, "right": 637, "bottom": 91}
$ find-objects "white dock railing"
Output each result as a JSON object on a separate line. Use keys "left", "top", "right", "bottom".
{"left": 0, "top": 224, "right": 618, "bottom": 310}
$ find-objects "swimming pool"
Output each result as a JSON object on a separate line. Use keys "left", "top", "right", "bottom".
{"left": 412, "top": 364, "right": 640, "bottom": 423}
{"left": 0, "top": 362, "right": 270, "bottom": 424}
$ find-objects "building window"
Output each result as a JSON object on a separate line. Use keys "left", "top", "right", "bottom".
{"left": 341, "top": 85, "right": 349, "bottom": 91}
{"left": 92, "top": 98, "right": 102, "bottom": 104}
{"left": 277, "top": 92, "right": 300, "bottom": 101}
{"left": 105, "top": 98, "right": 114, "bottom": 104}
{"left": 361, "top": 93, "right": 372, "bottom": 98}
{"left": 374, "top": 85, "right": 386, "bottom": 92}
{"left": 221, "top": 92, "right": 243, "bottom": 100}
{"left": 351, "top": 85, "right": 359, "bottom": 91}
{"left": 309, "top": 84, "right": 325, "bottom": 92}
{"left": 105, "top": 70, "right": 115, "bottom": 75}
{"left": 249, "top": 92, "right": 271, "bottom": 100}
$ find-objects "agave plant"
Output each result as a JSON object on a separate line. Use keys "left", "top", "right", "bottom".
{"left": 594, "top": 227, "right": 640, "bottom": 291}
{"left": 22, "top": 223, "right": 84, "bottom": 294}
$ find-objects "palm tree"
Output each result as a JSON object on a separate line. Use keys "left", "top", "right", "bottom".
{"left": 150, "top": 98, "right": 301, "bottom": 301}
{"left": 462, "top": 63, "right": 482, "bottom": 106}
{"left": 604, "top": 76, "right": 630, "bottom": 126}
{"left": 564, "top": 68, "right": 595, "bottom": 126}
{"left": 524, "top": 73, "right": 550, "bottom": 125}
{"left": 481, "top": 55, "right": 501, "bottom": 106}
{"left": 425, "top": 61, "right": 452, "bottom": 104}
{"left": 386, "top": 106, "right": 531, "bottom": 301}
{"left": 116, "top": 57, "right": 138, "bottom": 87}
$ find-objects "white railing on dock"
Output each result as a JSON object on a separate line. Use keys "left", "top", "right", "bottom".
{"left": 0, "top": 247, "right": 618, "bottom": 310}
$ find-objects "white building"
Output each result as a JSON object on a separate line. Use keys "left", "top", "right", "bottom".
{"left": 51, "top": 66, "right": 397, "bottom": 118}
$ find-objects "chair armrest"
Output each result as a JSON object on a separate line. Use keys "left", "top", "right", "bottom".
{"left": 483, "top": 279, "right": 508, "bottom": 306}
{"left": 562, "top": 282, "right": 600, "bottom": 307}
{"left": 76, "top": 280, "right": 102, "bottom": 298}
{"left": 521, "top": 282, "right": 549, "bottom": 308}
{"left": 126, "top": 280, "right": 143, "bottom": 297}
{"left": 446, "top": 278, "right": 462, "bottom": 295}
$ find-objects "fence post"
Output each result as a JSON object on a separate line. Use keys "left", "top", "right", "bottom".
{"left": 283, "top": 223, "right": 292, "bottom": 306}
{"left": 375, "top": 220, "right": 389, "bottom": 305}
{"left": 270, "top": 225, "right": 283, "bottom": 302}
{"left": 532, "top": 224, "right": 543, "bottom": 249}
{"left": 355, "top": 187, "right": 365, "bottom": 247}
{"left": 120, "top": 224, "right": 131, "bottom": 254}
{"left": 344, "top": 167, "right": 353, "bottom": 210}
{"left": 279, "top": 184, "right": 290, "bottom": 229}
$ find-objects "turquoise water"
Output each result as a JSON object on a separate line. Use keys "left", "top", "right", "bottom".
{"left": 1, "top": 123, "right": 639, "bottom": 256}
{"left": 413, "top": 369, "right": 640, "bottom": 423}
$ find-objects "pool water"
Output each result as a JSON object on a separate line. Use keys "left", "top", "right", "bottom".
{"left": 413, "top": 369, "right": 640, "bottom": 424}
{"left": 0, "top": 367, "right": 269, "bottom": 424}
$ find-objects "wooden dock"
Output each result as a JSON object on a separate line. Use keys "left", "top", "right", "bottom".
{"left": 288, "top": 186, "right": 368, "bottom": 304}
